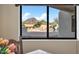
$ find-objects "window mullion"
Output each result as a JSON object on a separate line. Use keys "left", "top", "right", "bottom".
{"left": 47, "top": 6, "right": 49, "bottom": 38}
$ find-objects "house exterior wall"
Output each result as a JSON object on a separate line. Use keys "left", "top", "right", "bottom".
{"left": 59, "top": 11, "right": 75, "bottom": 37}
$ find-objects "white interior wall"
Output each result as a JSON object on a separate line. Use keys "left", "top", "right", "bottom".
{"left": 23, "top": 40, "right": 76, "bottom": 54}
{"left": 0, "top": 4, "right": 20, "bottom": 40}
{"left": 77, "top": 6, "right": 79, "bottom": 39}
{"left": 0, "top": 5, "right": 3, "bottom": 37}
{"left": 0, "top": 4, "right": 78, "bottom": 54}
{"left": 77, "top": 6, "right": 79, "bottom": 54}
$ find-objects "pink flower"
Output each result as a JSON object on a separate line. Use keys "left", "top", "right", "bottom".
{"left": 8, "top": 43, "right": 17, "bottom": 52}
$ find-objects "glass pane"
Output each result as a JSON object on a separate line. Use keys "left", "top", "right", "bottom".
{"left": 49, "top": 7, "right": 59, "bottom": 37}
{"left": 49, "top": 5, "right": 75, "bottom": 38}
{"left": 22, "top": 6, "right": 47, "bottom": 38}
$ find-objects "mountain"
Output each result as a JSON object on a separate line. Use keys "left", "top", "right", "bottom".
{"left": 23, "top": 17, "right": 38, "bottom": 24}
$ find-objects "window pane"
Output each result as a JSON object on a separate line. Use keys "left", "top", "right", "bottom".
{"left": 49, "top": 7, "right": 59, "bottom": 37}
{"left": 49, "top": 5, "right": 75, "bottom": 38}
{"left": 22, "top": 6, "right": 47, "bottom": 38}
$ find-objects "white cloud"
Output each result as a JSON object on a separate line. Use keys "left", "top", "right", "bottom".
{"left": 40, "top": 13, "right": 46, "bottom": 20}
{"left": 35, "top": 13, "right": 46, "bottom": 21}
{"left": 22, "top": 13, "right": 31, "bottom": 21}
{"left": 35, "top": 17, "right": 40, "bottom": 20}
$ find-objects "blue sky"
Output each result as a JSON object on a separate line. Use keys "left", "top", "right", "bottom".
{"left": 22, "top": 6, "right": 60, "bottom": 22}
{"left": 49, "top": 7, "right": 60, "bottom": 22}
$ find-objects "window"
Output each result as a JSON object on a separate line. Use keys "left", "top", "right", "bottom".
{"left": 21, "top": 5, "right": 47, "bottom": 38}
{"left": 20, "top": 5, "right": 76, "bottom": 39}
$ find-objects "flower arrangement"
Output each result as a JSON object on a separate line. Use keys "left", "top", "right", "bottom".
{"left": 0, "top": 38, "right": 17, "bottom": 54}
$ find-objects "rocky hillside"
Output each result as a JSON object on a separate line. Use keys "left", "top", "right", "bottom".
{"left": 23, "top": 17, "right": 38, "bottom": 24}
